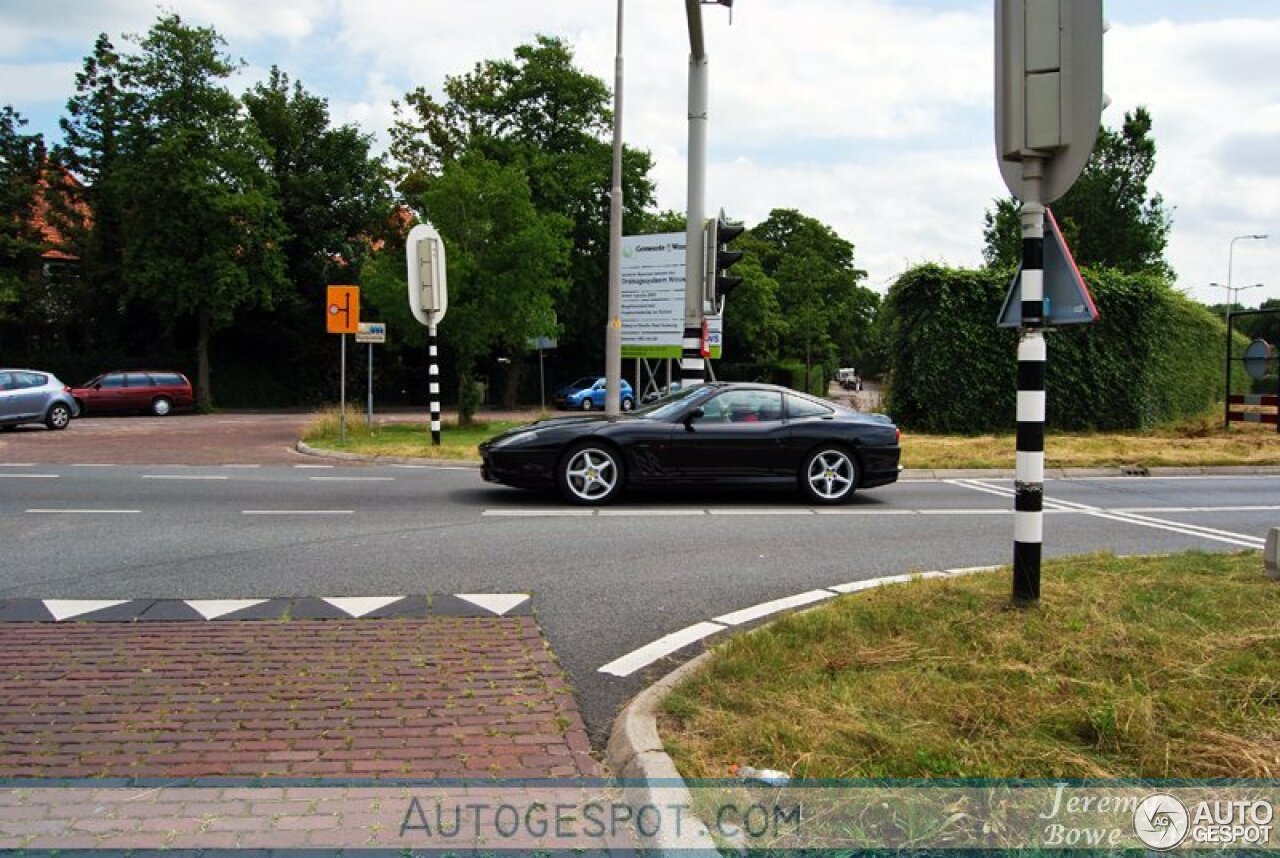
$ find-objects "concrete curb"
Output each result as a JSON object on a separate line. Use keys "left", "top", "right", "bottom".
{"left": 295, "top": 440, "right": 480, "bottom": 468}
{"left": 602, "top": 564, "right": 1005, "bottom": 856}
{"left": 605, "top": 650, "right": 722, "bottom": 855}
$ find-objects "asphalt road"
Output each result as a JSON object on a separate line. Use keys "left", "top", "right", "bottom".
{"left": 2, "top": 449, "right": 1277, "bottom": 742}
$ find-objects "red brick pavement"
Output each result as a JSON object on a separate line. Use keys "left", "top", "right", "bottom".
{"left": 0, "top": 618, "right": 598, "bottom": 780}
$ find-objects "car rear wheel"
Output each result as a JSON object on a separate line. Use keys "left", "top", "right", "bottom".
{"left": 621, "top": 397, "right": 634, "bottom": 411}
{"left": 800, "top": 446, "right": 858, "bottom": 504}
{"left": 151, "top": 396, "right": 173, "bottom": 416}
{"left": 558, "top": 443, "right": 624, "bottom": 505}
{"left": 45, "top": 403, "right": 72, "bottom": 431}
{"left": 580, "top": 398, "right": 593, "bottom": 411}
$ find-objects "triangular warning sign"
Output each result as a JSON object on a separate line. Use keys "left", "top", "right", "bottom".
{"left": 997, "top": 208, "right": 1100, "bottom": 328}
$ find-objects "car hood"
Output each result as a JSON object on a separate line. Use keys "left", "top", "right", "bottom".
{"left": 482, "top": 414, "right": 630, "bottom": 446}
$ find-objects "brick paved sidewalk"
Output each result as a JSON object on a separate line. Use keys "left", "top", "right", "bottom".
{"left": 0, "top": 616, "right": 597, "bottom": 782}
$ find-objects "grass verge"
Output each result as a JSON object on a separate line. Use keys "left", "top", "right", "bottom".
{"left": 301, "top": 409, "right": 526, "bottom": 461}
{"left": 660, "top": 551, "right": 1280, "bottom": 779}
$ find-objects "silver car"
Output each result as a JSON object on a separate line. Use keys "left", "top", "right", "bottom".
{"left": 0, "top": 369, "right": 78, "bottom": 431}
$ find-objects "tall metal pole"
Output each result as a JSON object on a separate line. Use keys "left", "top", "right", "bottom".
{"left": 366, "top": 341, "right": 373, "bottom": 430}
{"left": 1225, "top": 234, "right": 1268, "bottom": 428}
{"left": 1013, "top": 158, "right": 1047, "bottom": 606}
{"left": 339, "top": 335, "right": 347, "bottom": 444}
{"left": 605, "top": 0, "right": 625, "bottom": 416}
{"left": 683, "top": 0, "right": 708, "bottom": 389}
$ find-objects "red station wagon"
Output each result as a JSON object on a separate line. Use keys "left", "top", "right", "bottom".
{"left": 72, "top": 371, "right": 195, "bottom": 416}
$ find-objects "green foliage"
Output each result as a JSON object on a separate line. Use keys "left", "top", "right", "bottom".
{"left": 984, "top": 107, "right": 1172, "bottom": 276}
{"left": 389, "top": 36, "right": 656, "bottom": 375}
{"left": 0, "top": 106, "right": 46, "bottom": 323}
{"left": 419, "top": 153, "right": 571, "bottom": 424}
{"left": 883, "top": 264, "right": 1242, "bottom": 432}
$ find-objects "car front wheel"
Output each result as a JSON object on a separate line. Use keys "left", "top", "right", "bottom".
{"left": 800, "top": 446, "right": 858, "bottom": 504}
{"left": 151, "top": 396, "right": 173, "bottom": 416}
{"left": 45, "top": 402, "right": 72, "bottom": 431}
{"left": 557, "top": 443, "right": 624, "bottom": 505}
{"left": 580, "top": 398, "right": 593, "bottom": 411}
{"left": 621, "top": 397, "right": 634, "bottom": 411}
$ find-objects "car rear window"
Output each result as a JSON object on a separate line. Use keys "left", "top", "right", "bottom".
{"left": 786, "top": 394, "right": 834, "bottom": 419}
{"left": 16, "top": 372, "right": 48, "bottom": 389}
{"left": 150, "top": 372, "right": 185, "bottom": 385}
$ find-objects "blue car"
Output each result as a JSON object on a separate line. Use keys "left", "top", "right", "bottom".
{"left": 552, "top": 376, "right": 635, "bottom": 411}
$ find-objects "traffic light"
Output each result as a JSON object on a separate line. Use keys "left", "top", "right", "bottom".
{"left": 703, "top": 215, "right": 745, "bottom": 309}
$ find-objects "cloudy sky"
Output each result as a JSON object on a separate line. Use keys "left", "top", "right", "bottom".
{"left": 3, "top": 1, "right": 1279, "bottom": 306}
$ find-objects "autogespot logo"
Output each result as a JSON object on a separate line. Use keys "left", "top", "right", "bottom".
{"left": 1134, "top": 794, "right": 1190, "bottom": 850}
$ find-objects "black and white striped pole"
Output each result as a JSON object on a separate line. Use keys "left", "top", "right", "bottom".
{"left": 407, "top": 222, "right": 448, "bottom": 446}
{"left": 1014, "top": 163, "right": 1047, "bottom": 604}
{"left": 996, "top": 0, "right": 1105, "bottom": 605}
{"left": 428, "top": 322, "right": 441, "bottom": 447}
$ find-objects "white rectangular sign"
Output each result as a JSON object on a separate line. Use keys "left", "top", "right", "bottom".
{"left": 355, "top": 322, "right": 386, "bottom": 344}
{"left": 621, "top": 233, "right": 686, "bottom": 359}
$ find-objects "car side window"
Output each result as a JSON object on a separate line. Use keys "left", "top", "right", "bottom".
{"left": 704, "top": 390, "right": 784, "bottom": 424}
{"left": 0, "top": 372, "right": 11, "bottom": 391}
{"left": 100, "top": 374, "right": 126, "bottom": 389}
{"left": 153, "top": 373, "right": 182, "bottom": 385}
{"left": 785, "top": 393, "right": 834, "bottom": 419}
{"left": 125, "top": 373, "right": 151, "bottom": 387}
{"left": 16, "top": 372, "right": 46, "bottom": 390}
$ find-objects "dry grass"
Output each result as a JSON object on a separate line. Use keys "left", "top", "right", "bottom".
{"left": 903, "top": 421, "right": 1280, "bottom": 469}
{"left": 661, "top": 552, "right": 1280, "bottom": 779}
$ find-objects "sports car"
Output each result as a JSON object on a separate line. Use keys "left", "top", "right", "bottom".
{"left": 479, "top": 382, "right": 901, "bottom": 505}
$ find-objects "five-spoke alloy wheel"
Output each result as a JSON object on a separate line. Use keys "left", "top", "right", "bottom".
{"left": 800, "top": 446, "right": 858, "bottom": 504}
{"left": 558, "top": 443, "right": 624, "bottom": 505}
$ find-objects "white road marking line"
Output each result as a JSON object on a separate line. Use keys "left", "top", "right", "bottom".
{"left": 598, "top": 622, "right": 727, "bottom": 677}
{"left": 26, "top": 509, "right": 140, "bottom": 515}
{"left": 0, "top": 463, "right": 37, "bottom": 467}
{"left": 918, "top": 509, "right": 1016, "bottom": 515}
{"left": 707, "top": 508, "right": 815, "bottom": 516}
{"left": 454, "top": 593, "right": 531, "bottom": 616}
{"left": 951, "top": 479, "right": 1266, "bottom": 549}
{"left": 241, "top": 509, "right": 354, "bottom": 516}
{"left": 141, "top": 474, "right": 229, "bottom": 481}
{"left": 321, "top": 596, "right": 406, "bottom": 618}
{"left": 1115, "top": 506, "right": 1280, "bottom": 513}
{"left": 597, "top": 568, "right": 1001, "bottom": 677}
{"left": 69, "top": 463, "right": 117, "bottom": 468}
{"left": 813, "top": 509, "right": 919, "bottom": 515}
{"left": 713, "top": 590, "right": 836, "bottom": 626}
{"left": 294, "top": 464, "right": 334, "bottom": 469}
{"left": 482, "top": 509, "right": 596, "bottom": 517}
{"left": 0, "top": 473, "right": 59, "bottom": 479}
{"left": 220, "top": 464, "right": 261, "bottom": 469}
{"left": 308, "top": 476, "right": 395, "bottom": 482}
{"left": 597, "top": 509, "right": 706, "bottom": 517}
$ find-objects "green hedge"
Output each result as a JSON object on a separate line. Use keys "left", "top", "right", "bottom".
{"left": 882, "top": 264, "right": 1247, "bottom": 433}
{"left": 715, "top": 360, "right": 830, "bottom": 396}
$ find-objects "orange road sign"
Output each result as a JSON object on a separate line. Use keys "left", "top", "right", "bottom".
{"left": 326, "top": 285, "right": 360, "bottom": 334}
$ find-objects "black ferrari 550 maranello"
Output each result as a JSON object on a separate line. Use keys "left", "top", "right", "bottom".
{"left": 479, "top": 382, "right": 901, "bottom": 505}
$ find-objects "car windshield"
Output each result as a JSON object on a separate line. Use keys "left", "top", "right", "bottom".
{"left": 633, "top": 384, "right": 716, "bottom": 420}
{"left": 567, "top": 377, "right": 597, "bottom": 389}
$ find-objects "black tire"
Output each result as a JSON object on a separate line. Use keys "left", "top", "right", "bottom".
{"left": 556, "top": 442, "right": 625, "bottom": 505}
{"left": 151, "top": 396, "right": 173, "bottom": 416}
{"left": 799, "top": 446, "right": 859, "bottom": 504}
{"left": 621, "top": 397, "right": 634, "bottom": 412}
{"left": 45, "top": 402, "right": 72, "bottom": 431}
{"left": 1, "top": 425, "right": 16, "bottom": 432}
{"left": 580, "top": 398, "right": 593, "bottom": 411}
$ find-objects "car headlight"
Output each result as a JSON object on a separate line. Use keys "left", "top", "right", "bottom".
{"left": 491, "top": 429, "right": 542, "bottom": 449}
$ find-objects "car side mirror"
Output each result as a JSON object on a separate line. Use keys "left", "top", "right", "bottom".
{"left": 683, "top": 406, "right": 705, "bottom": 431}
{"left": 93, "top": 383, "right": 102, "bottom": 390}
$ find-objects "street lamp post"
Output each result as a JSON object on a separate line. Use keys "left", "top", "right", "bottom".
{"left": 1223, "top": 234, "right": 1269, "bottom": 428}
{"left": 604, "top": 0, "right": 625, "bottom": 417}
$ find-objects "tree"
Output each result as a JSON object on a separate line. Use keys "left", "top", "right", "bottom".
{"left": 748, "top": 209, "right": 875, "bottom": 384}
{"left": 242, "top": 67, "right": 393, "bottom": 398}
{"left": 389, "top": 36, "right": 655, "bottom": 373}
{"left": 419, "top": 153, "right": 571, "bottom": 425}
{"left": 115, "top": 14, "right": 286, "bottom": 409}
{"left": 52, "top": 33, "right": 133, "bottom": 354}
{"left": 0, "top": 106, "right": 47, "bottom": 325}
{"left": 983, "top": 107, "right": 1172, "bottom": 276}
